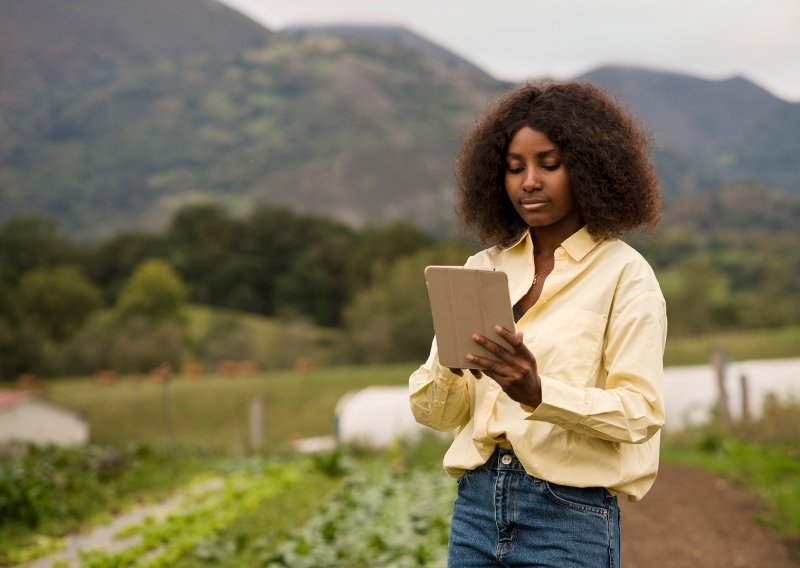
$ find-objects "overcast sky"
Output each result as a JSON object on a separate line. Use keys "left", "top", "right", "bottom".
{"left": 217, "top": 0, "right": 800, "bottom": 101}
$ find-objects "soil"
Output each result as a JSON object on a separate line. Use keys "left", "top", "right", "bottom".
{"left": 621, "top": 464, "right": 799, "bottom": 567}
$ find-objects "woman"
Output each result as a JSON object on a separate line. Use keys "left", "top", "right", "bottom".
{"left": 409, "top": 81, "right": 667, "bottom": 568}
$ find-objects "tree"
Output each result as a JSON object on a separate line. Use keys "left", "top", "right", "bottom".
{"left": 274, "top": 220, "right": 357, "bottom": 326}
{"left": 0, "top": 215, "right": 77, "bottom": 286}
{"left": 661, "top": 254, "right": 733, "bottom": 335}
{"left": 84, "top": 231, "right": 168, "bottom": 303}
{"left": 17, "top": 265, "right": 103, "bottom": 341}
{"left": 115, "top": 259, "right": 187, "bottom": 323}
{"left": 346, "top": 221, "right": 432, "bottom": 293}
{"left": 166, "top": 204, "right": 244, "bottom": 306}
{"left": 239, "top": 206, "right": 337, "bottom": 315}
{"left": 344, "top": 243, "right": 470, "bottom": 363}
{"left": 0, "top": 320, "right": 44, "bottom": 380}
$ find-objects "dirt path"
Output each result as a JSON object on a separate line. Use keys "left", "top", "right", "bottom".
{"left": 620, "top": 464, "right": 798, "bottom": 567}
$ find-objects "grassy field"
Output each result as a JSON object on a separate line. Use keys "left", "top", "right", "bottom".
{"left": 47, "top": 364, "right": 416, "bottom": 453}
{"left": 664, "top": 325, "right": 800, "bottom": 366}
{"left": 40, "top": 326, "right": 800, "bottom": 453}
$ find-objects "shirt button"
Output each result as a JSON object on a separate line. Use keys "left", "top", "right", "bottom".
{"left": 501, "top": 454, "right": 512, "bottom": 465}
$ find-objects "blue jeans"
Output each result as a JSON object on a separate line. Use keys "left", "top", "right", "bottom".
{"left": 448, "top": 448, "right": 620, "bottom": 567}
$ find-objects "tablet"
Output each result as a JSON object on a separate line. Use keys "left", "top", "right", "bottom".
{"left": 424, "top": 265, "right": 516, "bottom": 369}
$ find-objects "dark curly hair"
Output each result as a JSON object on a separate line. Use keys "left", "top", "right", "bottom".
{"left": 455, "top": 80, "right": 662, "bottom": 247}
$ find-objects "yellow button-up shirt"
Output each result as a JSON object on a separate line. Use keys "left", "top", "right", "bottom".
{"left": 409, "top": 227, "right": 667, "bottom": 501}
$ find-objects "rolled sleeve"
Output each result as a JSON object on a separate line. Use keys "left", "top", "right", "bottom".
{"left": 409, "top": 341, "right": 471, "bottom": 432}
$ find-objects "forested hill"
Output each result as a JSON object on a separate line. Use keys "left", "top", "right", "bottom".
{"left": 282, "top": 24, "right": 492, "bottom": 77}
{"left": 579, "top": 66, "right": 800, "bottom": 195}
{"left": 0, "top": 0, "right": 270, "bottom": 107}
{"left": 579, "top": 66, "right": 785, "bottom": 155}
{"left": 1, "top": 0, "right": 799, "bottom": 238}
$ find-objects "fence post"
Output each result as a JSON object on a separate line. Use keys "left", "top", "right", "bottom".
{"left": 712, "top": 349, "right": 731, "bottom": 426}
{"left": 739, "top": 373, "right": 750, "bottom": 423}
{"left": 249, "top": 396, "right": 264, "bottom": 452}
{"left": 161, "top": 362, "right": 176, "bottom": 449}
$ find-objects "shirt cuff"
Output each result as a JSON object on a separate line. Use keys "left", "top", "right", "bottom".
{"left": 429, "top": 357, "right": 467, "bottom": 387}
{"left": 522, "top": 374, "right": 588, "bottom": 425}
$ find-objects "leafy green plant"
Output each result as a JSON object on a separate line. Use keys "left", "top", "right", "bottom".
{"left": 0, "top": 443, "right": 217, "bottom": 564}
{"left": 265, "top": 462, "right": 455, "bottom": 567}
{"left": 75, "top": 461, "right": 302, "bottom": 568}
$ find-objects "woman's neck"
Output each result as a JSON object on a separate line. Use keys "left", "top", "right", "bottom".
{"left": 530, "top": 224, "right": 583, "bottom": 257}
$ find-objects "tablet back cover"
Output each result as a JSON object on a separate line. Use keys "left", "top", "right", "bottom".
{"left": 424, "top": 266, "right": 515, "bottom": 369}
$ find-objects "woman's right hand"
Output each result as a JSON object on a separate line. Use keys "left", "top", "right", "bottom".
{"left": 448, "top": 368, "right": 482, "bottom": 378}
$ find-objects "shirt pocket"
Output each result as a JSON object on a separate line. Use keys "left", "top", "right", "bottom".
{"left": 531, "top": 307, "right": 606, "bottom": 387}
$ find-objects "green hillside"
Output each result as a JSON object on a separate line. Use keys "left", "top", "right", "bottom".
{"left": 1, "top": 2, "right": 800, "bottom": 237}
{"left": 580, "top": 66, "right": 800, "bottom": 194}
{"left": 579, "top": 66, "right": 785, "bottom": 155}
{"left": 661, "top": 184, "right": 800, "bottom": 234}
{"left": 1, "top": 22, "right": 503, "bottom": 237}
{"left": 0, "top": 0, "right": 269, "bottom": 106}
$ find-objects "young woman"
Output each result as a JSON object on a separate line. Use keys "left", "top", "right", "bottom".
{"left": 409, "top": 81, "right": 667, "bottom": 568}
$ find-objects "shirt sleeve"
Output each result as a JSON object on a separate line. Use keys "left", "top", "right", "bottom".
{"left": 409, "top": 339, "right": 471, "bottom": 432}
{"left": 524, "top": 291, "right": 667, "bottom": 444}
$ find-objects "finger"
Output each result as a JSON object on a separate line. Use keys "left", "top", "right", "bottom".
{"left": 493, "top": 326, "right": 525, "bottom": 349}
{"left": 469, "top": 369, "right": 482, "bottom": 379}
{"left": 465, "top": 353, "right": 510, "bottom": 377}
{"left": 448, "top": 367, "right": 464, "bottom": 377}
{"left": 494, "top": 326, "right": 536, "bottom": 361}
{"left": 472, "top": 333, "right": 519, "bottom": 366}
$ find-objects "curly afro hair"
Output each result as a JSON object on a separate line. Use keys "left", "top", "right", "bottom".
{"left": 455, "top": 80, "right": 662, "bottom": 247}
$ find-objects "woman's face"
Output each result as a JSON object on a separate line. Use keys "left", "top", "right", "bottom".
{"left": 504, "top": 127, "right": 582, "bottom": 233}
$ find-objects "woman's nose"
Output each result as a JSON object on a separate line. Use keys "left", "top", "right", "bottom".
{"left": 522, "top": 170, "right": 541, "bottom": 191}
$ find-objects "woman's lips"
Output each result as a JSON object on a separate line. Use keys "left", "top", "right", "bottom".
{"left": 521, "top": 199, "right": 548, "bottom": 210}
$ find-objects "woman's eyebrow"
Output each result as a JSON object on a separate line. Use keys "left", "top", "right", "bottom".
{"left": 506, "top": 148, "right": 560, "bottom": 159}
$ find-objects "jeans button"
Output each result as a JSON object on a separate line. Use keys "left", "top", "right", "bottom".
{"left": 501, "top": 454, "right": 512, "bottom": 465}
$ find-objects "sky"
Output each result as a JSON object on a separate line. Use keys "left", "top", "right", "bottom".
{"left": 217, "top": 0, "right": 800, "bottom": 101}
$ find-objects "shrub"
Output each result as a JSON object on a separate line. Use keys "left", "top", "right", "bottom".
{"left": 115, "top": 259, "right": 187, "bottom": 323}
{"left": 16, "top": 265, "right": 102, "bottom": 341}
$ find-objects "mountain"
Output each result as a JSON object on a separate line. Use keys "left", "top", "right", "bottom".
{"left": 579, "top": 66, "right": 784, "bottom": 154}
{"left": 282, "top": 24, "right": 494, "bottom": 78}
{"left": 0, "top": 7, "right": 503, "bottom": 237}
{"left": 714, "top": 102, "right": 800, "bottom": 191}
{"left": 0, "top": 2, "right": 799, "bottom": 238}
{"left": 662, "top": 184, "right": 800, "bottom": 235}
{"left": 579, "top": 66, "right": 798, "bottom": 194}
{"left": 0, "top": 0, "right": 270, "bottom": 108}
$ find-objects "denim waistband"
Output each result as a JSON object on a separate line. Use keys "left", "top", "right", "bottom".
{"left": 480, "top": 446, "right": 528, "bottom": 473}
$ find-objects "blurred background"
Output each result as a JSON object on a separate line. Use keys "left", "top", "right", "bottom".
{"left": 0, "top": 1, "right": 799, "bottom": 566}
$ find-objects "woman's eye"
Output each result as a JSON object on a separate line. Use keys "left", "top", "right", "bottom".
{"left": 507, "top": 166, "right": 524, "bottom": 174}
{"left": 542, "top": 163, "right": 561, "bottom": 171}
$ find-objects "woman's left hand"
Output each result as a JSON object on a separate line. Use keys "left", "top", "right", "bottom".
{"left": 466, "top": 325, "right": 542, "bottom": 408}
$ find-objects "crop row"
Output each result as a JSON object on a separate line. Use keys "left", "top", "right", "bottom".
{"left": 265, "top": 463, "right": 456, "bottom": 568}
{"left": 72, "top": 461, "right": 301, "bottom": 568}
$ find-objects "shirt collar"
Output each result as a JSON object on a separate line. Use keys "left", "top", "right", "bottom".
{"left": 560, "top": 226, "right": 601, "bottom": 261}
{"left": 503, "top": 226, "right": 601, "bottom": 262}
